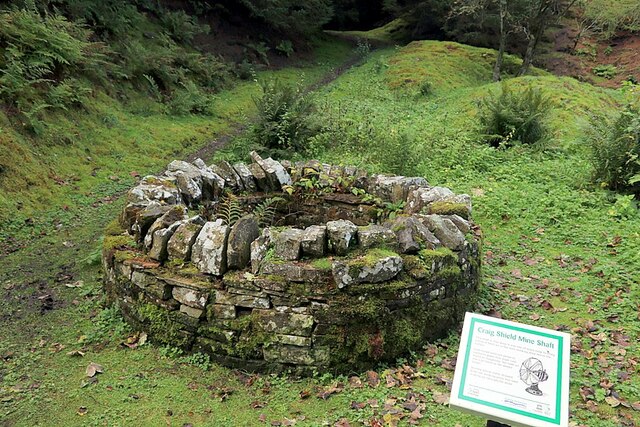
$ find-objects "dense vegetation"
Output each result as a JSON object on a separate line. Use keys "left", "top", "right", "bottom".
{"left": 1, "top": 0, "right": 639, "bottom": 426}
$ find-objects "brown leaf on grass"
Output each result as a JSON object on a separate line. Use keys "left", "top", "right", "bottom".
{"left": 366, "top": 371, "right": 380, "bottom": 388}
{"left": 607, "top": 236, "right": 622, "bottom": 247}
{"left": 432, "top": 391, "right": 449, "bottom": 405}
{"left": 424, "top": 344, "right": 438, "bottom": 358}
{"left": 367, "top": 399, "right": 379, "bottom": 408}
{"left": 367, "top": 418, "right": 384, "bottom": 427}
{"left": 600, "top": 379, "right": 614, "bottom": 389}
{"left": 579, "top": 386, "right": 595, "bottom": 402}
{"left": 86, "top": 362, "right": 104, "bottom": 377}
{"left": 486, "top": 309, "right": 503, "bottom": 318}
{"left": 407, "top": 406, "right": 424, "bottom": 425}
{"left": 529, "top": 313, "right": 541, "bottom": 321}
{"left": 605, "top": 396, "right": 621, "bottom": 408}
{"left": 511, "top": 269, "right": 523, "bottom": 279}
{"left": 334, "top": 418, "right": 351, "bottom": 427}
{"left": 258, "top": 414, "right": 267, "bottom": 423}
{"left": 317, "top": 383, "right": 344, "bottom": 400}
{"left": 440, "top": 358, "right": 456, "bottom": 371}
{"left": 540, "top": 300, "right": 554, "bottom": 310}
{"left": 348, "top": 376, "right": 363, "bottom": 388}
{"left": 251, "top": 400, "right": 266, "bottom": 409}
{"left": 386, "top": 374, "right": 398, "bottom": 388}
{"left": 67, "top": 350, "right": 85, "bottom": 357}
{"left": 585, "top": 400, "right": 598, "bottom": 412}
{"left": 631, "top": 402, "right": 640, "bottom": 411}
{"left": 351, "top": 401, "right": 366, "bottom": 410}
{"left": 299, "top": 390, "right": 311, "bottom": 399}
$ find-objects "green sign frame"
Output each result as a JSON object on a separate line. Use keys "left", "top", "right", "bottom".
{"left": 450, "top": 312, "right": 571, "bottom": 427}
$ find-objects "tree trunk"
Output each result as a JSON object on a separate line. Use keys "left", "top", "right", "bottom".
{"left": 518, "top": 1, "right": 549, "bottom": 76}
{"left": 519, "top": 34, "right": 537, "bottom": 76}
{"left": 493, "top": 0, "right": 507, "bottom": 81}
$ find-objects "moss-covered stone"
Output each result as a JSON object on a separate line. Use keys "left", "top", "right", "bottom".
{"left": 132, "top": 303, "right": 192, "bottom": 348}
{"left": 427, "top": 201, "right": 470, "bottom": 219}
{"left": 104, "top": 219, "right": 125, "bottom": 236}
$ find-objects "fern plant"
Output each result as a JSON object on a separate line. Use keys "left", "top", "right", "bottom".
{"left": 254, "top": 197, "right": 284, "bottom": 227}
{"left": 479, "top": 83, "right": 552, "bottom": 147}
{"left": 216, "top": 193, "right": 243, "bottom": 226}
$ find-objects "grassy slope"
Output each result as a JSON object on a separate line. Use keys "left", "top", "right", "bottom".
{"left": 293, "top": 41, "right": 640, "bottom": 426}
{"left": 0, "top": 38, "right": 352, "bottom": 242}
{"left": 1, "top": 40, "right": 639, "bottom": 427}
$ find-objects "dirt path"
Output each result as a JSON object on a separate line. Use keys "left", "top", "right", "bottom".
{"left": 186, "top": 50, "right": 365, "bottom": 163}
{"left": 0, "top": 48, "right": 367, "bottom": 320}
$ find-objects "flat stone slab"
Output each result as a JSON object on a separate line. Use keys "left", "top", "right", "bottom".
{"left": 192, "top": 220, "right": 230, "bottom": 275}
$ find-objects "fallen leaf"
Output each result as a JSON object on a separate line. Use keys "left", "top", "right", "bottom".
{"left": 366, "top": 371, "right": 380, "bottom": 388}
{"left": 351, "top": 401, "right": 366, "bottom": 410}
{"left": 605, "top": 396, "right": 621, "bottom": 408}
{"left": 432, "top": 391, "right": 449, "bottom": 405}
{"left": 77, "top": 406, "right": 88, "bottom": 416}
{"left": 348, "top": 376, "right": 363, "bottom": 388}
{"left": 86, "top": 362, "right": 104, "bottom": 377}
{"left": 299, "top": 390, "right": 311, "bottom": 400}
{"left": 67, "top": 350, "right": 85, "bottom": 357}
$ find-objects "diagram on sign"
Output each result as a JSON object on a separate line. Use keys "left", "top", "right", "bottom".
{"left": 519, "top": 357, "right": 549, "bottom": 396}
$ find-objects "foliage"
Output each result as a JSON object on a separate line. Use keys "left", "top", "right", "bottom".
{"left": 254, "top": 196, "right": 284, "bottom": 227}
{"left": 354, "top": 38, "right": 371, "bottom": 57}
{"left": 592, "top": 64, "right": 618, "bottom": 79}
{"left": 239, "top": 0, "right": 333, "bottom": 36}
{"left": 160, "top": 9, "right": 209, "bottom": 44}
{"left": 216, "top": 192, "right": 242, "bottom": 226}
{"left": 418, "top": 79, "right": 433, "bottom": 96}
{"left": 583, "top": 0, "right": 640, "bottom": 39}
{"left": 275, "top": 40, "right": 294, "bottom": 57}
{"left": 589, "top": 97, "right": 640, "bottom": 193}
{"left": 479, "top": 83, "right": 552, "bottom": 147}
{"left": 252, "top": 80, "right": 318, "bottom": 154}
{"left": 0, "top": 7, "right": 110, "bottom": 130}
{"left": 167, "top": 80, "right": 212, "bottom": 115}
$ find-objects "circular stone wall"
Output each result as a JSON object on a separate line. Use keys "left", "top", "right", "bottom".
{"left": 102, "top": 151, "right": 481, "bottom": 374}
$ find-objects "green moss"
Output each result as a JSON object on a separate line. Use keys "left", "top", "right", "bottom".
{"left": 427, "top": 201, "right": 470, "bottom": 219}
{"left": 103, "top": 234, "right": 137, "bottom": 251}
{"left": 345, "top": 248, "right": 399, "bottom": 273}
{"left": 114, "top": 250, "right": 139, "bottom": 263}
{"left": 134, "top": 303, "right": 191, "bottom": 347}
{"left": 199, "top": 314, "right": 275, "bottom": 359}
{"left": 104, "top": 219, "right": 125, "bottom": 236}
{"left": 418, "top": 247, "right": 457, "bottom": 268}
{"left": 402, "top": 255, "right": 429, "bottom": 279}
{"left": 311, "top": 257, "right": 332, "bottom": 270}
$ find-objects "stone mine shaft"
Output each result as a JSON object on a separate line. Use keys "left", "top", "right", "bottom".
{"left": 103, "top": 151, "right": 481, "bottom": 374}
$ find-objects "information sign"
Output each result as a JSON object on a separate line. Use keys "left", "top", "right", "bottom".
{"left": 450, "top": 312, "right": 571, "bottom": 427}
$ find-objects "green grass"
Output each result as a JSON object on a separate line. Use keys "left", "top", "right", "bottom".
{"left": 2, "top": 39, "right": 640, "bottom": 426}
{"left": 0, "top": 36, "right": 352, "bottom": 243}
{"left": 326, "top": 18, "right": 413, "bottom": 43}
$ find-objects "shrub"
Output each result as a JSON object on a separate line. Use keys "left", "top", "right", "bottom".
{"left": 252, "top": 80, "right": 317, "bottom": 154}
{"left": 479, "top": 83, "right": 552, "bottom": 147}
{"left": 589, "top": 100, "right": 640, "bottom": 193}
{"left": 592, "top": 64, "right": 617, "bottom": 80}
{"left": 0, "top": 7, "right": 110, "bottom": 129}
{"left": 418, "top": 80, "right": 433, "bottom": 96}
{"left": 167, "top": 81, "right": 211, "bottom": 115}
{"left": 160, "top": 9, "right": 209, "bottom": 44}
{"left": 275, "top": 40, "right": 294, "bottom": 57}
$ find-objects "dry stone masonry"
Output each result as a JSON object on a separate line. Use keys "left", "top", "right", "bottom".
{"left": 103, "top": 152, "right": 482, "bottom": 374}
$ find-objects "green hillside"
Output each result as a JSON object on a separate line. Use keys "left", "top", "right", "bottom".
{"left": 1, "top": 30, "right": 639, "bottom": 427}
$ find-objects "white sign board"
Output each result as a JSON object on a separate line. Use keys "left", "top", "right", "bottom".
{"left": 450, "top": 313, "right": 570, "bottom": 427}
